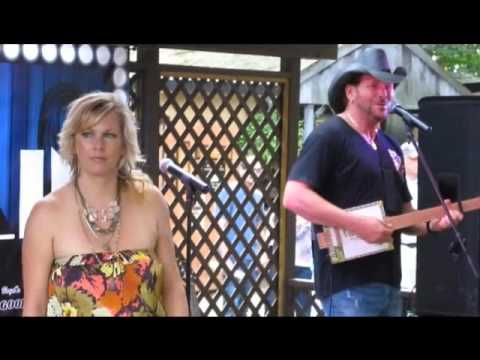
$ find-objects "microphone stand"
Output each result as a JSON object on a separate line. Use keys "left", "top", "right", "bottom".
{"left": 184, "top": 183, "right": 201, "bottom": 316}
{"left": 403, "top": 122, "right": 479, "bottom": 279}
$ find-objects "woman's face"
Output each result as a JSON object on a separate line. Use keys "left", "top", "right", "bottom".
{"left": 74, "top": 111, "right": 125, "bottom": 178}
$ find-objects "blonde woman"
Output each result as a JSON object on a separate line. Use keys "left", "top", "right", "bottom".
{"left": 22, "top": 91, "right": 188, "bottom": 316}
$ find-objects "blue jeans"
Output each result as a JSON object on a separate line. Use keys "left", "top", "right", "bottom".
{"left": 321, "top": 283, "right": 403, "bottom": 317}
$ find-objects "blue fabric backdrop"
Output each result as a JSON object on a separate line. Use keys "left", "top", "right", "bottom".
{"left": 0, "top": 61, "right": 112, "bottom": 235}
{"left": 0, "top": 60, "right": 113, "bottom": 316}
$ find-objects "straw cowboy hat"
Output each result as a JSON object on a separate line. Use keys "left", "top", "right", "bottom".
{"left": 328, "top": 47, "right": 407, "bottom": 113}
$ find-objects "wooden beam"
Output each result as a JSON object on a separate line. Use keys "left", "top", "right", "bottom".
{"left": 158, "top": 63, "right": 291, "bottom": 83}
{"left": 156, "top": 44, "right": 338, "bottom": 60}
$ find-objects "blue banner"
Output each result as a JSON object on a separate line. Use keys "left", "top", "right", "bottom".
{"left": 0, "top": 59, "right": 113, "bottom": 316}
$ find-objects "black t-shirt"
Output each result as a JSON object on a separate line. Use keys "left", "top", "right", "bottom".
{"left": 287, "top": 116, "right": 412, "bottom": 298}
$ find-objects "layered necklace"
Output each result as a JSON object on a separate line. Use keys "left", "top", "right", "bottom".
{"left": 343, "top": 112, "right": 378, "bottom": 150}
{"left": 75, "top": 177, "right": 121, "bottom": 252}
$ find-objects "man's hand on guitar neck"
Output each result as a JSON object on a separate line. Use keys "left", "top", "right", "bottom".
{"left": 401, "top": 199, "right": 465, "bottom": 237}
{"left": 427, "top": 199, "right": 464, "bottom": 234}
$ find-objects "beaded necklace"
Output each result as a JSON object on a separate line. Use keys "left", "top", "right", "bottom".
{"left": 75, "top": 177, "right": 121, "bottom": 252}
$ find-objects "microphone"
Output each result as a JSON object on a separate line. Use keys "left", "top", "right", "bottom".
{"left": 159, "top": 158, "right": 210, "bottom": 193}
{"left": 388, "top": 101, "right": 432, "bottom": 133}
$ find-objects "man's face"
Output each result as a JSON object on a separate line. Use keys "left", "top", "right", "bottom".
{"left": 346, "top": 74, "right": 394, "bottom": 121}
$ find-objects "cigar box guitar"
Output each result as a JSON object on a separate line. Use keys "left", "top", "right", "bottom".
{"left": 317, "top": 197, "right": 480, "bottom": 264}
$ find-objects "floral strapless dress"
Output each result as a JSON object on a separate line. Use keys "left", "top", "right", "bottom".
{"left": 47, "top": 249, "right": 166, "bottom": 317}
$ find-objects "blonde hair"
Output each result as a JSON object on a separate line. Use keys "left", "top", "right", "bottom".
{"left": 58, "top": 91, "right": 151, "bottom": 187}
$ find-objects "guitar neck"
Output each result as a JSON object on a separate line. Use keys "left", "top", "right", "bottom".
{"left": 385, "top": 196, "right": 480, "bottom": 231}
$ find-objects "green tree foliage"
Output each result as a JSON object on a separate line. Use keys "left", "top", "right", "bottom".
{"left": 421, "top": 44, "right": 480, "bottom": 81}
{"left": 237, "top": 110, "right": 281, "bottom": 164}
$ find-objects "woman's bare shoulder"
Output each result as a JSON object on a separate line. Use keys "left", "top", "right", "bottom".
{"left": 128, "top": 181, "right": 167, "bottom": 207}
{"left": 146, "top": 184, "right": 170, "bottom": 213}
{"left": 29, "top": 183, "right": 73, "bottom": 220}
{"left": 23, "top": 184, "right": 72, "bottom": 246}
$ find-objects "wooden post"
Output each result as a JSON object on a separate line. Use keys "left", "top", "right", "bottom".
{"left": 278, "top": 57, "right": 301, "bottom": 316}
{"left": 137, "top": 46, "right": 161, "bottom": 186}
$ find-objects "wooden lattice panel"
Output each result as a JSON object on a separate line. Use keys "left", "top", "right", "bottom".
{"left": 158, "top": 73, "right": 284, "bottom": 316}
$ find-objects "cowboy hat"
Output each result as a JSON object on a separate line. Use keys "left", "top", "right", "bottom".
{"left": 328, "top": 47, "right": 407, "bottom": 113}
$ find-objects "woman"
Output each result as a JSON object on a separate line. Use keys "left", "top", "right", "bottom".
{"left": 22, "top": 91, "right": 188, "bottom": 316}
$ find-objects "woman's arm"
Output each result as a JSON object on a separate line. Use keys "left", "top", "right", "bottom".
{"left": 153, "top": 190, "right": 189, "bottom": 316}
{"left": 22, "top": 200, "right": 55, "bottom": 316}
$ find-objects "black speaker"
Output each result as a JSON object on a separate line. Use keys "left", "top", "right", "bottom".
{"left": 416, "top": 96, "right": 480, "bottom": 316}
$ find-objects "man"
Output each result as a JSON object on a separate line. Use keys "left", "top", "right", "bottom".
{"left": 283, "top": 47, "right": 463, "bottom": 316}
